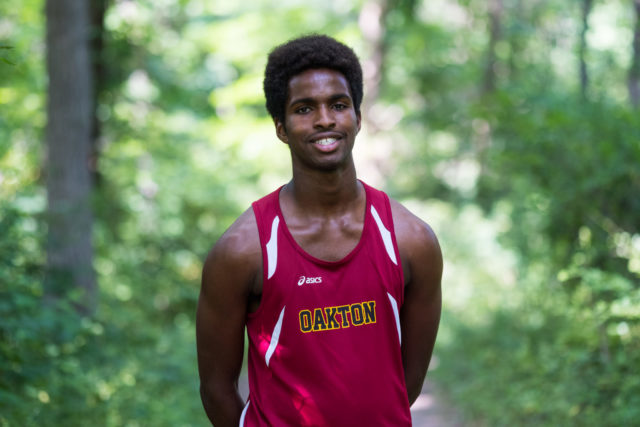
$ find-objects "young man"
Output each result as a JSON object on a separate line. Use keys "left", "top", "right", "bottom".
{"left": 196, "top": 35, "right": 442, "bottom": 426}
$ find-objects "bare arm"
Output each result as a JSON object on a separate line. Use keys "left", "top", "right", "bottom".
{"left": 196, "top": 209, "right": 261, "bottom": 426}
{"left": 391, "top": 200, "right": 443, "bottom": 405}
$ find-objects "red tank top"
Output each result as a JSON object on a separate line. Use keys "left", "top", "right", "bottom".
{"left": 243, "top": 181, "right": 411, "bottom": 426}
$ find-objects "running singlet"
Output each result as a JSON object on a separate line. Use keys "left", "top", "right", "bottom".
{"left": 242, "top": 181, "right": 411, "bottom": 426}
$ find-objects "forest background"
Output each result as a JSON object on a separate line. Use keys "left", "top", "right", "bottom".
{"left": 1, "top": 0, "right": 639, "bottom": 425}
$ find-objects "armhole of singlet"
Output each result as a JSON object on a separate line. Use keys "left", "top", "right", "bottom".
{"left": 380, "top": 190, "right": 406, "bottom": 306}
{"left": 247, "top": 194, "right": 278, "bottom": 320}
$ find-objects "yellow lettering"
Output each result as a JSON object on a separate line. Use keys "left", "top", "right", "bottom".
{"left": 350, "top": 303, "right": 364, "bottom": 326}
{"left": 363, "top": 301, "right": 376, "bottom": 324}
{"left": 313, "top": 308, "right": 327, "bottom": 331}
{"left": 299, "top": 310, "right": 312, "bottom": 333}
{"left": 298, "top": 300, "right": 377, "bottom": 333}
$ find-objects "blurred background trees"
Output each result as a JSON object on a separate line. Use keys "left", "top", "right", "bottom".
{"left": 44, "top": 0, "right": 96, "bottom": 313}
{"left": 1, "top": 0, "right": 638, "bottom": 425}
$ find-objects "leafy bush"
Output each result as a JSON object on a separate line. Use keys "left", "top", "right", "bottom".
{"left": 434, "top": 277, "right": 640, "bottom": 426}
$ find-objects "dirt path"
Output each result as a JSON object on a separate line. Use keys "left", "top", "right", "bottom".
{"left": 410, "top": 381, "right": 463, "bottom": 426}
{"left": 238, "top": 375, "right": 462, "bottom": 426}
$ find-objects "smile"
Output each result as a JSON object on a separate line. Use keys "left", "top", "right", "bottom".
{"left": 315, "top": 138, "right": 338, "bottom": 146}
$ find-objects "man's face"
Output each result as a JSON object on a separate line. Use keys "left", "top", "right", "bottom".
{"left": 276, "top": 68, "right": 361, "bottom": 172}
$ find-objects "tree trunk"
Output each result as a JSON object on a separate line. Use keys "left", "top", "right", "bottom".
{"left": 359, "top": 0, "right": 390, "bottom": 122}
{"left": 89, "top": 0, "right": 108, "bottom": 184}
{"left": 629, "top": 0, "right": 640, "bottom": 108}
{"left": 45, "top": 0, "right": 96, "bottom": 314}
{"left": 483, "top": 0, "right": 503, "bottom": 94}
{"left": 579, "top": 0, "right": 593, "bottom": 99}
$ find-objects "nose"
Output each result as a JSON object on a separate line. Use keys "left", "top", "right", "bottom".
{"left": 314, "top": 105, "right": 335, "bottom": 129}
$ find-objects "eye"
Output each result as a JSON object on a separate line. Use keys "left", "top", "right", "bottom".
{"left": 295, "top": 106, "right": 311, "bottom": 114}
{"left": 333, "top": 103, "right": 348, "bottom": 111}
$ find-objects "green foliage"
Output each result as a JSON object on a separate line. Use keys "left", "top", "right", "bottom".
{"left": 433, "top": 278, "right": 640, "bottom": 426}
{"left": 399, "top": 2, "right": 640, "bottom": 425}
{"left": 0, "top": 46, "right": 15, "bottom": 65}
{"left": 478, "top": 93, "right": 640, "bottom": 269}
{"left": 0, "top": 190, "right": 207, "bottom": 426}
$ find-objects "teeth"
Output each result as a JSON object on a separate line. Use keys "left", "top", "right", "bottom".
{"left": 315, "top": 138, "right": 337, "bottom": 146}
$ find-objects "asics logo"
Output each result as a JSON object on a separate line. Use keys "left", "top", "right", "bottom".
{"left": 298, "top": 276, "right": 323, "bottom": 286}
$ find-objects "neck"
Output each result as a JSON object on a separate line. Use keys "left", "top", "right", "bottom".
{"left": 284, "top": 162, "right": 361, "bottom": 214}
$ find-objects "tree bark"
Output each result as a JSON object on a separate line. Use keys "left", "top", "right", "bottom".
{"left": 578, "top": 0, "right": 593, "bottom": 100}
{"left": 483, "top": 0, "right": 503, "bottom": 94}
{"left": 359, "top": 0, "right": 390, "bottom": 121}
{"left": 89, "top": 0, "right": 108, "bottom": 183}
{"left": 629, "top": 0, "right": 640, "bottom": 108}
{"left": 45, "top": 0, "right": 96, "bottom": 314}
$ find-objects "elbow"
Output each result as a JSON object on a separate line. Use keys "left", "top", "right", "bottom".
{"left": 405, "top": 370, "right": 427, "bottom": 406}
{"left": 407, "top": 381, "right": 423, "bottom": 406}
{"left": 199, "top": 383, "right": 216, "bottom": 420}
{"left": 199, "top": 380, "right": 244, "bottom": 425}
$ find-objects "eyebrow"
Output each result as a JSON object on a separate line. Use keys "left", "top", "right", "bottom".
{"left": 288, "top": 93, "right": 352, "bottom": 107}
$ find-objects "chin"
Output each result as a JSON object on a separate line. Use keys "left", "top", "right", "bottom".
{"left": 314, "top": 157, "right": 353, "bottom": 172}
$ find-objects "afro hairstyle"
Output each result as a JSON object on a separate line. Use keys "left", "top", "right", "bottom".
{"left": 263, "top": 34, "right": 363, "bottom": 124}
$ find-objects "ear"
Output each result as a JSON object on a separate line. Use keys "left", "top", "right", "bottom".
{"left": 275, "top": 119, "right": 288, "bottom": 143}
{"left": 356, "top": 111, "right": 362, "bottom": 134}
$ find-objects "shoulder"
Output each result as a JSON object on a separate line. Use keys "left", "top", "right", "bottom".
{"left": 389, "top": 198, "right": 439, "bottom": 254}
{"left": 207, "top": 208, "right": 260, "bottom": 263}
{"left": 388, "top": 198, "right": 442, "bottom": 284}
{"left": 202, "top": 207, "right": 262, "bottom": 294}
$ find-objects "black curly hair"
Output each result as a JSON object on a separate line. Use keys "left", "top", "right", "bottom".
{"left": 263, "top": 34, "right": 363, "bottom": 124}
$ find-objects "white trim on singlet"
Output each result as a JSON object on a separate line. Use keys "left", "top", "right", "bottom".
{"left": 265, "top": 306, "right": 286, "bottom": 367}
{"left": 239, "top": 400, "right": 250, "bottom": 426}
{"left": 266, "top": 216, "right": 280, "bottom": 279}
{"left": 371, "top": 205, "right": 398, "bottom": 265}
{"left": 387, "top": 292, "right": 402, "bottom": 345}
